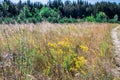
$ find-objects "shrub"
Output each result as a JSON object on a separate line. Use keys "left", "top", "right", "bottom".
{"left": 114, "top": 14, "right": 119, "bottom": 22}
{"left": 39, "top": 7, "right": 50, "bottom": 18}
{"left": 4, "top": 18, "right": 15, "bottom": 24}
{"left": 68, "top": 17, "right": 77, "bottom": 23}
{"left": 40, "top": 7, "right": 60, "bottom": 20}
{"left": 59, "top": 17, "right": 77, "bottom": 23}
{"left": 95, "top": 12, "right": 108, "bottom": 22}
{"left": 28, "top": 17, "right": 42, "bottom": 24}
{"left": 47, "top": 17, "right": 59, "bottom": 23}
{"left": 36, "top": 16, "right": 42, "bottom": 22}
{"left": 85, "top": 15, "right": 95, "bottom": 22}
{"left": 0, "top": 17, "right": 3, "bottom": 24}
{"left": 16, "top": 19, "right": 22, "bottom": 24}
{"left": 108, "top": 14, "right": 118, "bottom": 23}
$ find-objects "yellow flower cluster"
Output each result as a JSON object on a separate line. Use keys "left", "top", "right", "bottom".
{"left": 70, "top": 56, "right": 87, "bottom": 72}
{"left": 48, "top": 42, "right": 57, "bottom": 48}
{"left": 80, "top": 45, "right": 89, "bottom": 53}
{"left": 47, "top": 38, "right": 72, "bottom": 54}
{"left": 58, "top": 39, "right": 71, "bottom": 48}
{"left": 74, "top": 56, "right": 87, "bottom": 69}
{"left": 50, "top": 48, "right": 63, "bottom": 54}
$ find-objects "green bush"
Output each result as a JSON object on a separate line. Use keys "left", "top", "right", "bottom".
{"left": 16, "top": 19, "right": 22, "bottom": 24}
{"left": 68, "top": 17, "right": 77, "bottom": 23}
{"left": 22, "top": 19, "right": 28, "bottom": 24}
{"left": 59, "top": 17, "right": 77, "bottom": 23}
{"left": 40, "top": 7, "right": 60, "bottom": 19}
{"left": 85, "top": 15, "right": 95, "bottom": 22}
{"left": 108, "top": 14, "right": 118, "bottom": 23}
{"left": 5, "top": 18, "right": 15, "bottom": 24}
{"left": 95, "top": 12, "right": 108, "bottom": 22}
{"left": 36, "top": 16, "right": 43, "bottom": 22}
{"left": 3, "top": 18, "right": 8, "bottom": 24}
{"left": 114, "top": 14, "right": 119, "bottom": 22}
{"left": 10, "top": 20, "right": 15, "bottom": 24}
{"left": 39, "top": 7, "right": 50, "bottom": 18}
{"left": 47, "top": 17, "right": 59, "bottom": 23}
{"left": 28, "top": 16, "right": 42, "bottom": 24}
{"left": 0, "top": 18, "right": 3, "bottom": 24}
{"left": 28, "top": 18, "right": 36, "bottom": 23}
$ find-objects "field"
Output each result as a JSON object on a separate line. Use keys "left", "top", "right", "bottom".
{"left": 0, "top": 22, "right": 118, "bottom": 80}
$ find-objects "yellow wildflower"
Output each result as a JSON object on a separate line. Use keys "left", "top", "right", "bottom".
{"left": 58, "top": 40, "right": 71, "bottom": 48}
{"left": 70, "top": 67, "right": 77, "bottom": 71}
{"left": 74, "top": 56, "right": 87, "bottom": 69}
{"left": 80, "top": 45, "right": 88, "bottom": 53}
{"left": 48, "top": 42, "right": 57, "bottom": 48}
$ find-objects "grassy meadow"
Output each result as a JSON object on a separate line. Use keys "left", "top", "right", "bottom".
{"left": 0, "top": 22, "right": 118, "bottom": 80}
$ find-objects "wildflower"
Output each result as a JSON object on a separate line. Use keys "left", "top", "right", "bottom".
{"left": 70, "top": 67, "right": 77, "bottom": 71}
{"left": 80, "top": 45, "right": 89, "bottom": 53}
{"left": 48, "top": 42, "right": 57, "bottom": 48}
{"left": 48, "top": 38, "right": 72, "bottom": 55}
{"left": 74, "top": 56, "right": 87, "bottom": 69}
{"left": 58, "top": 40, "right": 71, "bottom": 48}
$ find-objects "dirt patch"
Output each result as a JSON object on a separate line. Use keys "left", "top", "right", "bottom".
{"left": 111, "top": 26, "right": 120, "bottom": 77}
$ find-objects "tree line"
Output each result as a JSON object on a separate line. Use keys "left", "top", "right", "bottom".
{"left": 0, "top": 0, "right": 120, "bottom": 24}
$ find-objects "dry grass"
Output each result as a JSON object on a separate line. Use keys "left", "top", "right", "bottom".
{"left": 0, "top": 22, "right": 117, "bottom": 80}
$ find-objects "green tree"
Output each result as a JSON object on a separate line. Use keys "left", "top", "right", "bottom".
{"left": 19, "top": 5, "right": 32, "bottom": 19}
{"left": 1, "top": 0, "right": 9, "bottom": 17}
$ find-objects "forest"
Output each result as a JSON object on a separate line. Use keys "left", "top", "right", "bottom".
{"left": 0, "top": 0, "right": 120, "bottom": 23}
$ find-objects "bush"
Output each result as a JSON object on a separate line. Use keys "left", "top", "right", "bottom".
{"left": 0, "top": 17, "right": 3, "bottom": 24}
{"left": 10, "top": 20, "right": 15, "bottom": 24}
{"left": 59, "top": 17, "right": 77, "bottom": 23}
{"left": 40, "top": 7, "right": 60, "bottom": 19}
{"left": 39, "top": 7, "right": 50, "bottom": 18}
{"left": 16, "top": 19, "right": 22, "bottom": 24}
{"left": 47, "top": 17, "right": 59, "bottom": 23}
{"left": 28, "top": 17, "right": 42, "bottom": 23}
{"left": 22, "top": 19, "right": 28, "bottom": 24}
{"left": 95, "top": 12, "right": 108, "bottom": 22}
{"left": 36, "top": 16, "right": 43, "bottom": 22}
{"left": 108, "top": 14, "right": 118, "bottom": 23}
{"left": 3, "top": 18, "right": 9, "bottom": 24}
{"left": 3, "top": 18, "right": 15, "bottom": 24}
{"left": 68, "top": 17, "right": 77, "bottom": 23}
{"left": 85, "top": 15, "right": 95, "bottom": 22}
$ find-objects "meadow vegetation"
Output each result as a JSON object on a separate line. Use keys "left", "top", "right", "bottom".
{"left": 0, "top": 22, "right": 117, "bottom": 80}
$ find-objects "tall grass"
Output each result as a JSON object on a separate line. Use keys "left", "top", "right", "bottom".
{"left": 0, "top": 22, "right": 117, "bottom": 80}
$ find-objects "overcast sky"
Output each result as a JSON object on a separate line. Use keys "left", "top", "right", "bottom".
{"left": 2, "top": 0, "right": 120, "bottom": 4}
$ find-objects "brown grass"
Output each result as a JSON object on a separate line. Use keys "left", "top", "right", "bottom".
{"left": 0, "top": 22, "right": 117, "bottom": 80}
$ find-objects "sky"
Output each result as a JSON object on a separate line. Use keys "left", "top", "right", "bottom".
{"left": 1, "top": 0, "right": 120, "bottom": 4}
